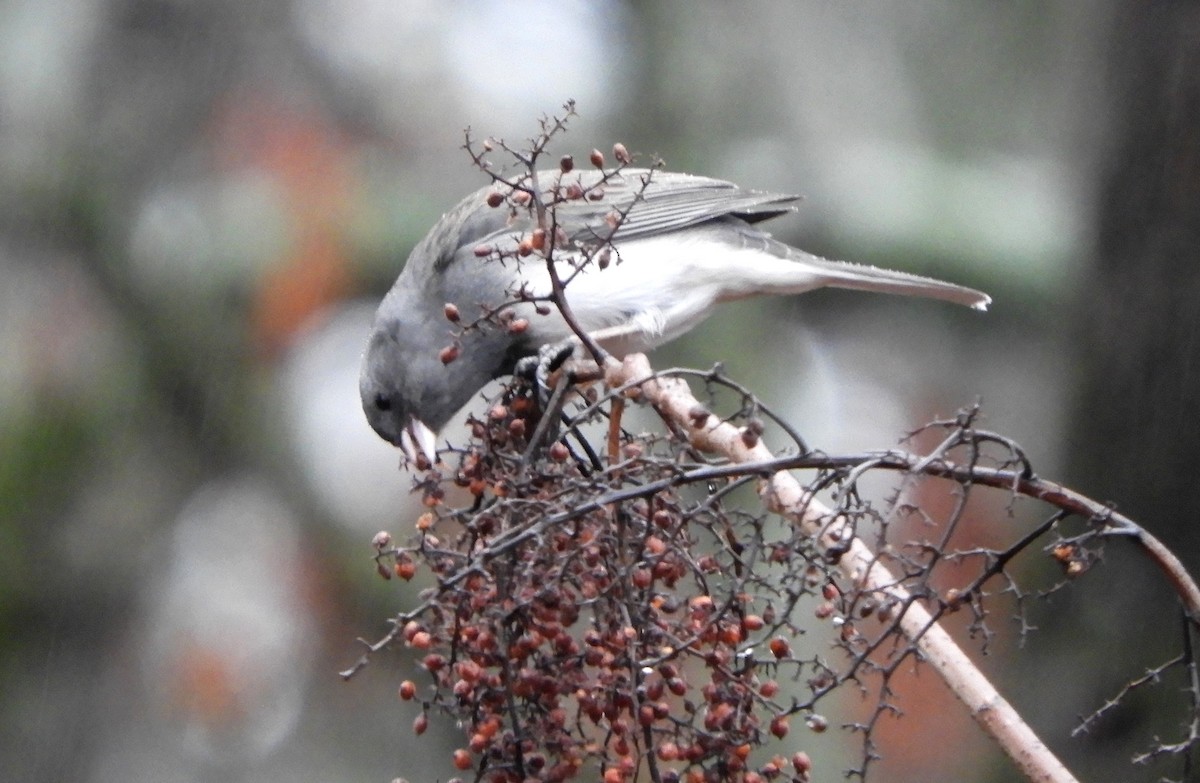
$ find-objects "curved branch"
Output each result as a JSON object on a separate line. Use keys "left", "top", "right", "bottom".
{"left": 605, "top": 353, "right": 1081, "bottom": 783}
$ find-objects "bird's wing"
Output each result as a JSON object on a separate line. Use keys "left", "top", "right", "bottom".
{"left": 552, "top": 169, "right": 801, "bottom": 244}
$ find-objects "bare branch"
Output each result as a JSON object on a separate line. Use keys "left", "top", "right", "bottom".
{"left": 603, "top": 353, "right": 1082, "bottom": 783}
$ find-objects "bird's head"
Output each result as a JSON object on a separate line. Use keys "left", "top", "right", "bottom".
{"left": 360, "top": 326, "right": 441, "bottom": 465}
{"left": 359, "top": 303, "right": 516, "bottom": 465}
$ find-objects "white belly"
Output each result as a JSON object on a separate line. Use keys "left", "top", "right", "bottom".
{"left": 513, "top": 233, "right": 817, "bottom": 353}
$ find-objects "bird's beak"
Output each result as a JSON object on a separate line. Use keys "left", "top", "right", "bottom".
{"left": 399, "top": 417, "right": 439, "bottom": 467}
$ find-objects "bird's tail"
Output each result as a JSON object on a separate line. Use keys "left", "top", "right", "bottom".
{"left": 713, "top": 222, "right": 991, "bottom": 311}
{"left": 784, "top": 246, "right": 992, "bottom": 311}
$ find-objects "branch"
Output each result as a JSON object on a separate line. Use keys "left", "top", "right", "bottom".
{"left": 605, "top": 352, "right": 1081, "bottom": 783}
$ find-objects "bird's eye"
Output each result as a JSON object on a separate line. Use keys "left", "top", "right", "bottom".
{"left": 373, "top": 393, "right": 392, "bottom": 411}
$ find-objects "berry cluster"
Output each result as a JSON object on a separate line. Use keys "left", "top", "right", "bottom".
{"left": 372, "top": 381, "right": 845, "bottom": 783}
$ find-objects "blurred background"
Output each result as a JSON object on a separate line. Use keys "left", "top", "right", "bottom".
{"left": 3, "top": 1, "right": 1198, "bottom": 781}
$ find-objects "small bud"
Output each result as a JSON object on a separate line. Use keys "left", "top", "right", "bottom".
{"left": 770, "top": 715, "right": 790, "bottom": 739}
{"left": 485, "top": 190, "right": 505, "bottom": 208}
{"left": 687, "top": 404, "right": 711, "bottom": 427}
{"left": 793, "top": 751, "right": 812, "bottom": 774}
{"left": 1052, "top": 543, "right": 1076, "bottom": 564}
{"left": 473, "top": 244, "right": 493, "bottom": 258}
{"left": 530, "top": 227, "right": 547, "bottom": 250}
{"left": 943, "top": 587, "right": 964, "bottom": 610}
{"left": 518, "top": 238, "right": 534, "bottom": 256}
{"left": 560, "top": 154, "right": 574, "bottom": 173}
{"left": 416, "top": 512, "right": 434, "bottom": 531}
{"left": 806, "top": 714, "right": 828, "bottom": 733}
{"left": 740, "top": 426, "right": 760, "bottom": 448}
{"left": 613, "top": 142, "right": 632, "bottom": 165}
{"left": 443, "top": 302, "right": 460, "bottom": 322}
{"left": 452, "top": 749, "right": 472, "bottom": 770}
{"left": 597, "top": 248, "right": 612, "bottom": 269}
{"left": 507, "top": 318, "right": 529, "bottom": 334}
{"left": 399, "top": 680, "right": 416, "bottom": 700}
{"left": 413, "top": 713, "right": 428, "bottom": 735}
{"left": 565, "top": 182, "right": 584, "bottom": 200}
{"left": 549, "top": 442, "right": 570, "bottom": 462}
{"left": 588, "top": 186, "right": 605, "bottom": 201}
{"left": 535, "top": 303, "right": 552, "bottom": 316}
{"left": 512, "top": 190, "right": 531, "bottom": 206}
{"left": 439, "top": 344, "right": 460, "bottom": 364}
{"left": 489, "top": 404, "right": 508, "bottom": 421}
{"left": 481, "top": 139, "right": 494, "bottom": 152}
{"left": 589, "top": 148, "right": 605, "bottom": 168}
{"left": 376, "top": 562, "right": 392, "bottom": 580}
{"left": 371, "top": 530, "right": 392, "bottom": 549}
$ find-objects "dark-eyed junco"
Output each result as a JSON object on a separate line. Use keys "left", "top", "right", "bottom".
{"left": 360, "top": 169, "right": 989, "bottom": 461}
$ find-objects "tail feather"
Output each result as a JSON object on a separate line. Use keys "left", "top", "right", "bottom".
{"left": 720, "top": 222, "right": 992, "bottom": 311}
{"left": 784, "top": 246, "right": 992, "bottom": 311}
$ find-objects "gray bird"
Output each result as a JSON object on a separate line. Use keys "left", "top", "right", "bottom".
{"left": 360, "top": 169, "right": 990, "bottom": 462}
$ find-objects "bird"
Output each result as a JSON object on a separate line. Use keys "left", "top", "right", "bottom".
{"left": 360, "top": 168, "right": 990, "bottom": 462}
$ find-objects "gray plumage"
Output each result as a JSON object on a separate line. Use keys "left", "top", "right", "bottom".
{"left": 360, "top": 169, "right": 990, "bottom": 457}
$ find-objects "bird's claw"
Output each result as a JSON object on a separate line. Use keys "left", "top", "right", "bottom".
{"left": 516, "top": 340, "right": 577, "bottom": 411}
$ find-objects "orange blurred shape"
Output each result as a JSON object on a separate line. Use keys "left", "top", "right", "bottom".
{"left": 169, "top": 642, "right": 245, "bottom": 726}
{"left": 210, "top": 90, "right": 358, "bottom": 357}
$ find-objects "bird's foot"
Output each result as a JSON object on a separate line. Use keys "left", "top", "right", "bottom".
{"left": 515, "top": 339, "right": 577, "bottom": 411}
